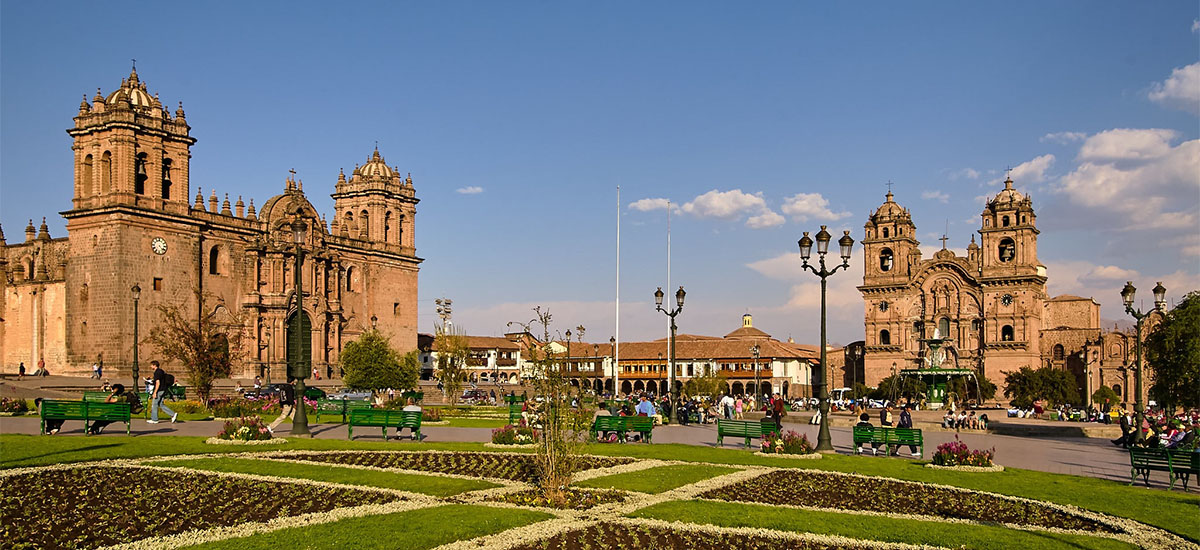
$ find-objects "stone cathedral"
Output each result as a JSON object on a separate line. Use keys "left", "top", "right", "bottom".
{"left": 858, "top": 179, "right": 1049, "bottom": 386}
{"left": 0, "top": 68, "right": 422, "bottom": 379}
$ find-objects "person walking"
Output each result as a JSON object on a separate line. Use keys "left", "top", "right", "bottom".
{"left": 17, "top": 362, "right": 24, "bottom": 380}
{"left": 268, "top": 379, "right": 296, "bottom": 433}
{"left": 880, "top": 404, "right": 894, "bottom": 427}
{"left": 91, "top": 361, "right": 100, "bottom": 380}
{"left": 147, "top": 360, "right": 178, "bottom": 424}
{"left": 97, "top": 356, "right": 104, "bottom": 379}
{"left": 771, "top": 393, "right": 785, "bottom": 433}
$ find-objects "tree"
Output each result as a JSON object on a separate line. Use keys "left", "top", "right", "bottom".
{"left": 1146, "top": 290, "right": 1200, "bottom": 413}
{"left": 1092, "top": 385, "right": 1120, "bottom": 409}
{"left": 341, "top": 330, "right": 418, "bottom": 393}
{"left": 146, "top": 289, "right": 246, "bottom": 404}
{"left": 1003, "top": 366, "right": 1081, "bottom": 408}
{"left": 434, "top": 325, "right": 469, "bottom": 406}
{"left": 510, "top": 306, "right": 590, "bottom": 506}
{"left": 683, "top": 368, "right": 727, "bottom": 398}
{"left": 947, "top": 371, "right": 997, "bottom": 403}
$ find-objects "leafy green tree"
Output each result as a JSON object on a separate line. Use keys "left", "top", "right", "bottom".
{"left": 1146, "top": 290, "right": 1200, "bottom": 413}
{"left": 146, "top": 289, "right": 246, "bottom": 404}
{"left": 1092, "top": 385, "right": 1120, "bottom": 409}
{"left": 434, "top": 326, "right": 469, "bottom": 406}
{"left": 683, "top": 369, "right": 727, "bottom": 398}
{"left": 1003, "top": 366, "right": 1080, "bottom": 408}
{"left": 341, "top": 330, "right": 418, "bottom": 393}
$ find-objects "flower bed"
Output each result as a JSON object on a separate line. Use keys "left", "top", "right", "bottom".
{"left": 273, "top": 451, "right": 633, "bottom": 482}
{"left": 216, "top": 416, "right": 273, "bottom": 441}
{"left": 931, "top": 437, "right": 995, "bottom": 467}
{"left": 204, "top": 437, "right": 289, "bottom": 446}
{"left": 0, "top": 466, "right": 404, "bottom": 549}
{"left": 490, "top": 488, "right": 627, "bottom": 510}
{"left": 699, "top": 470, "right": 1118, "bottom": 533}
{"left": 491, "top": 424, "right": 539, "bottom": 445}
{"left": 0, "top": 397, "right": 30, "bottom": 414}
{"left": 504, "top": 521, "right": 878, "bottom": 549}
{"left": 760, "top": 430, "right": 814, "bottom": 455}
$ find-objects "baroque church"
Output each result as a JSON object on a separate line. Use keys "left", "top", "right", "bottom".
{"left": 0, "top": 68, "right": 422, "bottom": 379}
{"left": 856, "top": 180, "right": 1155, "bottom": 405}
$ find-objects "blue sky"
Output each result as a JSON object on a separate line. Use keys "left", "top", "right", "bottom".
{"left": 2, "top": 2, "right": 1197, "bottom": 345}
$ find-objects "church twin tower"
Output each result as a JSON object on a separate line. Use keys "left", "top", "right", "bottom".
{"left": 1, "top": 68, "right": 421, "bottom": 376}
{"left": 857, "top": 180, "right": 1047, "bottom": 384}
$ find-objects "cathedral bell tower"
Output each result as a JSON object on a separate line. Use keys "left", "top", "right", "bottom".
{"left": 862, "top": 190, "right": 920, "bottom": 285}
{"left": 977, "top": 176, "right": 1046, "bottom": 364}
{"left": 979, "top": 176, "right": 1039, "bottom": 276}
{"left": 330, "top": 148, "right": 418, "bottom": 253}
{"left": 67, "top": 67, "right": 195, "bottom": 215}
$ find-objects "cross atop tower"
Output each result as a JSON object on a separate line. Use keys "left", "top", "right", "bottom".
{"left": 886, "top": 180, "right": 894, "bottom": 193}
{"left": 939, "top": 234, "right": 949, "bottom": 249}
{"left": 131, "top": 58, "right": 136, "bottom": 71}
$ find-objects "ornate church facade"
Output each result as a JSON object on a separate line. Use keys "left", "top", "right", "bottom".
{"left": 856, "top": 180, "right": 1155, "bottom": 405}
{"left": 0, "top": 69, "right": 422, "bottom": 379}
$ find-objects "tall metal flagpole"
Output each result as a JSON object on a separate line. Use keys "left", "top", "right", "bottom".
{"left": 666, "top": 200, "right": 671, "bottom": 399}
{"left": 614, "top": 186, "right": 620, "bottom": 398}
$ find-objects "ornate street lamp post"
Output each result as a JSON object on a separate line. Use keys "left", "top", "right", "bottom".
{"left": 290, "top": 217, "right": 311, "bottom": 436}
{"left": 798, "top": 226, "right": 855, "bottom": 452}
{"left": 131, "top": 283, "right": 141, "bottom": 390}
{"left": 1119, "top": 281, "right": 1166, "bottom": 444}
{"left": 750, "top": 343, "right": 761, "bottom": 401}
{"left": 655, "top": 286, "right": 685, "bottom": 422}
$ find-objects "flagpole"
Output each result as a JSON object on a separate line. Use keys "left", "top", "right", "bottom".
{"left": 666, "top": 200, "right": 671, "bottom": 399}
{"left": 614, "top": 185, "right": 620, "bottom": 399}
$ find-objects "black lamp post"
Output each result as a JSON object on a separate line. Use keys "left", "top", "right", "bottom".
{"left": 259, "top": 332, "right": 271, "bottom": 385}
{"left": 131, "top": 283, "right": 141, "bottom": 390}
{"left": 1119, "top": 280, "right": 1166, "bottom": 444}
{"left": 593, "top": 343, "right": 599, "bottom": 395}
{"left": 290, "top": 217, "right": 311, "bottom": 436}
{"left": 798, "top": 225, "right": 855, "bottom": 452}
{"left": 609, "top": 336, "right": 616, "bottom": 397}
{"left": 655, "top": 286, "right": 685, "bottom": 422}
{"left": 751, "top": 343, "right": 761, "bottom": 401}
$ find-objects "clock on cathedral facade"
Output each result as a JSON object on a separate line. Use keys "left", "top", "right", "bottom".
{"left": 0, "top": 68, "right": 422, "bottom": 378}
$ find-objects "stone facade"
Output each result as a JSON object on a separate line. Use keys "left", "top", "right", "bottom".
{"left": 1, "top": 69, "right": 421, "bottom": 379}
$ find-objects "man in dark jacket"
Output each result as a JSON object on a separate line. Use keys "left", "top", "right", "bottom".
{"left": 267, "top": 379, "right": 296, "bottom": 433}
{"left": 771, "top": 393, "right": 786, "bottom": 433}
{"left": 896, "top": 404, "right": 919, "bottom": 457}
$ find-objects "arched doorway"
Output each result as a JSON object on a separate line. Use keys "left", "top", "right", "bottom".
{"left": 594, "top": 379, "right": 604, "bottom": 393}
{"left": 634, "top": 380, "right": 645, "bottom": 392}
{"left": 570, "top": 379, "right": 579, "bottom": 387}
{"left": 285, "top": 310, "right": 312, "bottom": 380}
{"left": 783, "top": 381, "right": 790, "bottom": 398}
{"left": 621, "top": 380, "right": 632, "bottom": 395}
{"left": 659, "top": 380, "right": 668, "bottom": 395}
{"left": 731, "top": 382, "right": 744, "bottom": 396}
{"left": 605, "top": 379, "right": 614, "bottom": 392}
{"left": 760, "top": 381, "right": 772, "bottom": 397}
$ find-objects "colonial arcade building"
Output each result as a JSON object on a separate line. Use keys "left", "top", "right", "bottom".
{"left": 0, "top": 69, "right": 422, "bottom": 378}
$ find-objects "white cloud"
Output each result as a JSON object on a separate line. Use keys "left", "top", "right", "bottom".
{"left": 628, "top": 197, "right": 672, "bottom": 212}
{"left": 681, "top": 189, "right": 766, "bottom": 219}
{"left": 1040, "top": 131, "right": 1087, "bottom": 144}
{"left": 1010, "top": 154, "right": 1055, "bottom": 184}
{"left": 780, "top": 192, "right": 850, "bottom": 222}
{"left": 1044, "top": 260, "right": 1199, "bottom": 319}
{"left": 747, "top": 249, "right": 865, "bottom": 315}
{"left": 1057, "top": 129, "right": 1199, "bottom": 230}
{"left": 1148, "top": 62, "right": 1200, "bottom": 115}
{"left": 1192, "top": 19, "right": 1198, "bottom": 32}
{"left": 948, "top": 168, "right": 981, "bottom": 180}
{"left": 746, "top": 209, "right": 786, "bottom": 229}
{"left": 1077, "top": 128, "right": 1178, "bottom": 162}
{"left": 456, "top": 186, "right": 484, "bottom": 195}
{"left": 921, "top": 190, "right": 950, "bottom": 203}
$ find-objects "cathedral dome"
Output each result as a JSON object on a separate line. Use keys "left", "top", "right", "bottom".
{"left": 992, "top": 177, "right": 1024, "bottom": 203}
{"left": 870, "top": 190, "right": 908, "bottom": 223}
{"left": 355, "top": 148, "right": 394, "bottom": 179}
{"left": 105, "top": 68, "right": 155, "bottom": 109}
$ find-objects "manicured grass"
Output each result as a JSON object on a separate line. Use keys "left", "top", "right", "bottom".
{"left": 180, "top": 504, "right": 553, "bottom": 550}
{"left": 630, "top": 500, "right": 1137, "bottom": 550}
{"left": 575, "top": 464, "right": 737, "bottom": 494}
{"left": 578, "top": 442, "right": 1200, "bottom": 543}
{"left": 152, "top": 457, "right": 498, "bottom": 496}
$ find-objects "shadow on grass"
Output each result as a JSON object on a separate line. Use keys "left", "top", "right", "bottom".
{"left": 15, "top": 442, "right": 124, "bottom": 463}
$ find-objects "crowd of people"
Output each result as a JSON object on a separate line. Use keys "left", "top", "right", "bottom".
{"left": 1112, "top": 408, "right": 1200, "bottom": 450}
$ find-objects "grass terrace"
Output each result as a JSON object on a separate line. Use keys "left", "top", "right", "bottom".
{"left": 1, "top": 434, "right": 1195, "bottom": 549}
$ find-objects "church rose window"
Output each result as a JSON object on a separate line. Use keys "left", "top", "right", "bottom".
{"left": 879, "top": 248, "right": 893, "bottom": 272}
{"left": 998, "top": 238, "right": 1015, "bottom": 262}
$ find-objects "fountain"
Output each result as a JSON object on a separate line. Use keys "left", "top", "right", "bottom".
{"left": 898, "top": 327, "right": 982, "bottom": 409}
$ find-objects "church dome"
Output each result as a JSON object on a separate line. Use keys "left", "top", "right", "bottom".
{"left": 105, "top": 68, "right": 155, "bottom": 109}
{"left": 870, "top": 190, "right": 910, "bottom": 224}
{"left": 354, "top": 148, "right": 394, "bottom": 179}
{"left": 992, "top": 177, "right": 1024, "bottom": 203}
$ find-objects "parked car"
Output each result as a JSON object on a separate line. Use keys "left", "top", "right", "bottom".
{"left": 325, "top": 389, "right": 372, "bottom": 401}
{"left": 460, "top": 389, "right": 490, "bottom": 404}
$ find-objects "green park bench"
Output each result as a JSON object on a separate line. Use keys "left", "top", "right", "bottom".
{"left": 348, "top": 409, "right": 422, "bottom": 441}
{"left": 716, "top": 418, "right": 774, "bottom": 448}
{"left": 853, "top": 426, "right": 923, "bottom": 456}
{"left": 40, "top": 399, "right": 131, "bottom": 436}
{"left": 590, "top": 415, "right": 655, "bottom": 443}
{"left": 505, "top": 395, "right": 526, "bottom": 425}
{"left": 85, "top": 391, "right": 149, "bottom": 417}
{"left": 316, "top": 398, "right": 373, "bottom": 423}
{"left": 1130, "top": 447, "right": 1199, "bottom": 490}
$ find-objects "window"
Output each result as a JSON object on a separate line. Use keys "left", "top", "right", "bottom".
{"left": 1001, "top": 325, "right": 1014, "bottom": 342}
{"left": 393, "top": 302, "right": 400, "bottom": 315}
{"left": 153, "top": 277, "right": 163, "bottom": 291}
{"left": 1002, "top": 215, "right": 1010, "bottom": 227}
{"left": 939, "top": 317, "right": 950, "bottom": 337}
{"left": 879, "top": 330, "right": 891, "bottom": 345}
{"left": 208, "top": 246, "right": 220, "bottom": 275}
{"left": 882, "top": 227, "right": 889, "bottom": 238}
{"left": 879, "top": 248, "right": 894, "bottom": 272}
{"left": 345, "top": 266, "right": 356, "bottom": 292}
{"left": 998, "top": 238, "right": 1015, "bottom": 262}
{"left": 1053, "top": 344, "right": 1064, "bottom": 361}
{"left": 384, "top": 211, "right": 392, "bottom": 242}
{"left": 100, "top": 151, "right": 112, "bottom": 194}
{"left": 82, "top": 155, "right": 93, "bottom": 195}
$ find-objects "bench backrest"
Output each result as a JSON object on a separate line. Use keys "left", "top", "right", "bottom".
{"left": 889, "top": 428, "right": 923, "bottom": 442}
{"left": 42, "top": 400, "right": 87, "bottom": 418}
{"left": 83, "top": 391, "right": 111, "bottom": 402}
{"left": 628, "top": 416, "right": 654, "bottom": 431}
{"left": 718, "top": 419, "right": 773, "bottom": 436}
{"left": 87, "top": 402, "right": 131, "bottom": 419}
{"left": 1130, "top": 448, "right": 1172, "bottom": 467}
{"left": 593, "top": 415, "right": 626, "bottom": 429}
{"left": 346, "top": 400, "right": 373, "bottom": 410}
{"left": 350, "top": 408, "right": 421, "bottom": 424}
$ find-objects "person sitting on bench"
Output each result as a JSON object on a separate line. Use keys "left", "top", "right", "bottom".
{"left": 855, "top": 413, "right": 876, "bottom": 455}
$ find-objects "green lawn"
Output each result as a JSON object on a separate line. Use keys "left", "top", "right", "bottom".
{"left": 575, "top": 464, "right": 737, "bottom": 494}
{"left": 180, "top": 504, "right": 553, "bottom": 550}
{"left": 631, "top": 500, "right": 1138, "bottom": 550}
{"left": 153, "top": 457, "right": 497, "bottom": 496}
{"left": 443, "top": 417, "right": 508, "bottom": 428}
